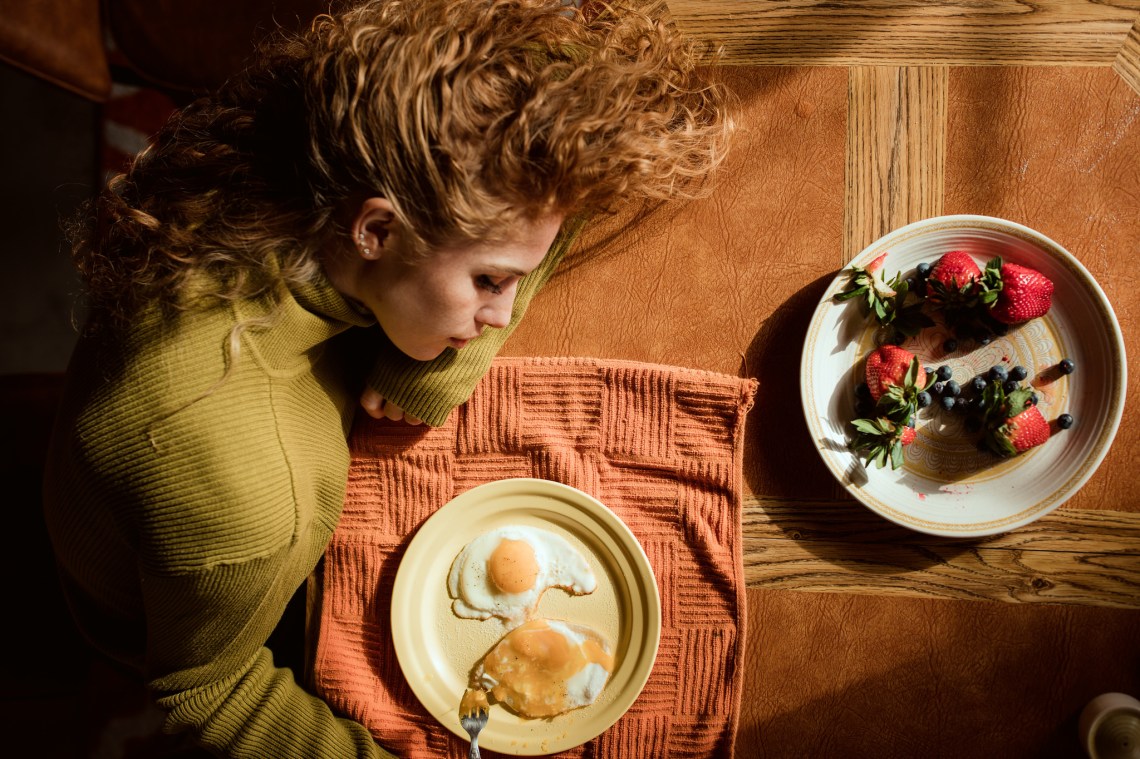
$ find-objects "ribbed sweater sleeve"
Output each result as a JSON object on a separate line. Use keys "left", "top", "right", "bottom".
{"left": 366, "top": 216, "right": 586, "bottom": 426}
{"left": 143, "top": 558, "right": 391, "bottom": 758}
{"left": 43, "top": 286, "right": 396, "bottom": 758}
{"left": 158, "top": 647, "right": 387, "bottom": 757}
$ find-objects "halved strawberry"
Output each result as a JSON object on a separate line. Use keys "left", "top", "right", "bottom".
{"left": 980, "top": 258, "right": 1054, "bottom": 324}
{"left": 981, "top": 383, "right": 1051, "bottom": 456}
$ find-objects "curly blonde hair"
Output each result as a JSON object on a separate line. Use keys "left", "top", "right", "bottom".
{"left": 75, "top": 0, "right": 732, "bottom": 324}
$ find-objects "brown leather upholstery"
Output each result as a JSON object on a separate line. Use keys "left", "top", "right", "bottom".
{"left": 0, "top": 0, "right": 110, "bottom": 100}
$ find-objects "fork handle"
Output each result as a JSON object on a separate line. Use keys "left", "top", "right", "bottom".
{"left": 469, "top": 740, "right": 480, "bottom": 759}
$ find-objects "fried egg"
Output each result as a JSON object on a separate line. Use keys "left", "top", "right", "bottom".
{"left": 447, "top": 525, "right": 596, "bottom": 623}
{"left": 473, "top": 618, "right": 614, "bottom": 719}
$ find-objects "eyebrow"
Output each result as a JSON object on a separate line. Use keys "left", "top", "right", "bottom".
{"left": 486, "top": 265, "right": 528, "bottom": 278}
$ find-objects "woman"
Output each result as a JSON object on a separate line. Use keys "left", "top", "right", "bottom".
{"left": 44, "top": 1, "right": 731, "bottom": 756}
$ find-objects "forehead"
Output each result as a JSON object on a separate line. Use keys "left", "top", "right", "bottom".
{"left": 433, "top": 214, "right": 564, "bottom": 268}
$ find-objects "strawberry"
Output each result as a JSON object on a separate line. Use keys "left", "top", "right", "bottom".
{"left": 899, "top": 425, "right": 917, "bottom": 446}
{"left": 929, "top": 250, "right": 981, "bottom": 292}
{"left": 864, "top": 346, "right": 928, "bottom": 402}
{"left": 981, "top": 383, "right": 1051, "bottom": 456}
{"left": 851, "top": 348, "right": 932, "bottom": 470}
{"left": 980, "top": 258, "right": 1054, "bottom": 324}
{"left": 835, "top": 253, "right": 932, "bottom": 337}
{"left": 923, "top": 250, "right": 986, "bottom": 330}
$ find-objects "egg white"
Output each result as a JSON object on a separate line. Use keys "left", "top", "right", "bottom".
{"left": 447, "top": 525, "right": 596, "bottom": 623}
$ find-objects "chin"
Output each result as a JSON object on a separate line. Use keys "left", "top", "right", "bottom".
{"left": 400, "top": 344, "right": 447, "bottom": 362}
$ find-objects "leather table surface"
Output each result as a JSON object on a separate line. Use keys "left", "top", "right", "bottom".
{"left": 502, "top": 64, "right": 1140, "bottom": 758}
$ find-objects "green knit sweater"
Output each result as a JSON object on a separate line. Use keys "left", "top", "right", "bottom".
{"left": 42, "top": 224, "right": 577, "bottom": 757}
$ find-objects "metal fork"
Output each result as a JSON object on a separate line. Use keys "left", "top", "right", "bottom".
{"left": 460, "top": 705, "right": 488, "bottom": 759}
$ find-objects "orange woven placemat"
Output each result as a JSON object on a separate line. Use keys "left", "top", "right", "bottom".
{"left": 313, "top": 357, "right": 757, "bottom": 758}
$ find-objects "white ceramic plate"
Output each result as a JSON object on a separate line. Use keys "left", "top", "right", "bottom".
{"left": 800, "top": 215, "right": 1126, "bottom": 537}
{"left": 390, "top": 478, "right": 660, "bottom": 755}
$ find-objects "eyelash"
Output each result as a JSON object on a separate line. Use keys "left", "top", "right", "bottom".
{"left": 477, "top": 275, "right": 504, "bottom": 295}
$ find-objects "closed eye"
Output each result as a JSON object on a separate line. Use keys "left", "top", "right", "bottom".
{"left": 477, "top": 275, "right": 506, "bottom": 295}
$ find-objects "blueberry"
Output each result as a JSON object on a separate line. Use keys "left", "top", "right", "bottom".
{"left": 924, "top": 366, "right": 935, "bottom": 378}
{"left": 1059, "top": 358, "right": 1075, "bottom": 375}
{"left": 936, "top": 365, "right": 953, "bottom": 381}
{"left": 943, "top": 339, "right": 959, "bottom": 352}
{"left": 1003, "top": 379, "right": 1019, "bottom": 394}
{"left": 1009, "top": 365, "right": 1028, "bottom": 381}
{"left": 940, "top": 395, "right": 956, "bottom": 412}
{"left": 1058, "top": 413, "right": 1074, "bottom": 430}
{"left": 932, "top": 381, "right": 946, "bottom": 395}
{"left": 916, "top": 262, "right": 932, "bottom": 278}
{"left": 971, "top": 376, "right": 987, "bottom": 394}
{"left": 917, "top": 391, "right": 932, "bottom": 408}
{"left": 978, "top": 336, "right": 992, "bottom": 346}
{"left": 965, "top": 416, "right": 983, "bottom": 432}
{"left": 856, "top": 398, "right": 875, "bottom": 416}
{"left": 1029, "top": 393, "right": 1039, "bottom": 406}
{"left": 905, "top": 276, "right": 919, "bottom": 291}
{"left": 989, "top": 365, "right": 1008, "bottom": 382}
{"left": 856, "top": 382, "right": 871, "bottom": 399}
{"left": 954, "top": 397, "right": 969, "bottom": 412}
{"left": 945, "top": 380, "right": 961, "bottom": 397}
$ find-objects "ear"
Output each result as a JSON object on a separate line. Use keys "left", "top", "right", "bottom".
{"left": 352, "top": 197, "right": 399, "bottom": 260}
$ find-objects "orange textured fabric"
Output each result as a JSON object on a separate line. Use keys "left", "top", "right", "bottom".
{"left": 313, "top": 356, "right": 757, "bottom": 758}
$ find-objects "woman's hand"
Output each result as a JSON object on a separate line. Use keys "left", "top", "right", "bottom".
{"left": 359, "top": 389, "right": 423, "bottom": 425}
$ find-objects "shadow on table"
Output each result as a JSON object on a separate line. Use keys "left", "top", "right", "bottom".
{"left": 739, "top": 276, "right": 983, "bottom": 571}
{"left": 734, "top": 649, "right": 1089, "bottom": 759}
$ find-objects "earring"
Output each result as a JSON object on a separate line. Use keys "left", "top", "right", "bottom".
{"left": 357, "top": 231, "right": 373, "bottom": 258}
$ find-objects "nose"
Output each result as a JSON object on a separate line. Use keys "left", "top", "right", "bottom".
{"left": 477, "top": 288, "right": 516, "bottom": 330}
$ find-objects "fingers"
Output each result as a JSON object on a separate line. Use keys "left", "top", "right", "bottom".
{"left": 360, "top": 388, "right": 386, "bottom": 419}
{"left": 359, "top": 389, "right": 425, "bottom": 425}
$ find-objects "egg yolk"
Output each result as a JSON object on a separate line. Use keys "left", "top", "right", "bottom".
{"left": 480, "top": 619, "right": 614, "bottom": 718}
{"left": 488, "top": 538, "right": 539, "bottom": 594}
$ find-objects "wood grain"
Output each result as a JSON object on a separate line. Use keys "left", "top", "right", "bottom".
{"left": 844, "top": 66, "right": 946, "bottom": 259}
{"left": 668, "top": 0, "right": 1140, "bottom": 66}
{"left": 743, "top": 498, "right": 1140, "bottom": 608}
{"left": 1114, "top": 15, "right": 1140, "bottom": 94}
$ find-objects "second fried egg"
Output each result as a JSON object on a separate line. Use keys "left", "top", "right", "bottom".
{"left": 447, "top": 525, "right": 597, "bottom": 623}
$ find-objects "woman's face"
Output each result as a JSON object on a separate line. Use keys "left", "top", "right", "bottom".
{"left": 348, "top": 213, "right": 564, "bottom": 361}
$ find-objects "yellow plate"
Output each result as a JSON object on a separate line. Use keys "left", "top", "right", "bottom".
{"left": 390, "top": 478, "right": 661, "bottom": 755}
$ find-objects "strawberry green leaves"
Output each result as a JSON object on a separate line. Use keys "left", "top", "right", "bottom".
{"left": 835, "top": 256, "right": 933, "bottom": 338}
{"left": 850, "top": 416, "right": 915, "bottom": 471}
